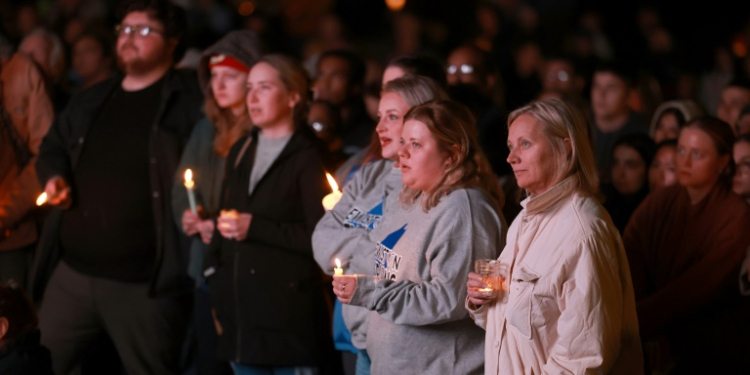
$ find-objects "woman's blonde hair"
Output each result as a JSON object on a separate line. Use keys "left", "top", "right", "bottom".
{"left": 508, "top": 98, "right": 599, "bottom": 195}
{"left": 360, "top": 75, "right": 448, "bottom": 165}
{"left": 401, "top": 99, "right": 504, "bottom": 212}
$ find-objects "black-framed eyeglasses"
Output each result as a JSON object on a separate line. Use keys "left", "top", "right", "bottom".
{"left": 447, "top": 64, "right": 475, "bottom": 75}
{"left": 115, "top": 24, "right": 164, "bottom": 37}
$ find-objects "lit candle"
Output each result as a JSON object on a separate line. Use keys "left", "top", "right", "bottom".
{"left": 184, "top": 169, "right": 198, "bottom": 214}
{"left": 322, "top": 173, "right": 343, "bottom": 211}
{"left": 334, "top": 258, "right": 343, "bottom": 276}
{"left": 36, "top": 192, "right": 48, "bottom": 206}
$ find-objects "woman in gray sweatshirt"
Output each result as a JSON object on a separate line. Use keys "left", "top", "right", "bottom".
{"left": 333, "top": 100, "right": 507, "bottom": 375}
{"left": 312, "top": 76, "right": 447, "bottom": 371}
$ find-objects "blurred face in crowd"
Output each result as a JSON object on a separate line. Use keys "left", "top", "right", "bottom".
{"left": 649, "top": 145, "right": 677, "bottom": 191}
{"left": 116, "top": 11, "right": 175, "bottom": 74}
{"left": 507, "top": 114, "right": 560, "bottom": 197}
{"left": 246, "top": 62, "right": 299, "bottom": 129}
{"left": 376, "top": 91, "right": 411, "bottom": 160}
{"left": 591, "top": 72, "right": 630, "bottom": 121}
{"left": 211, "top": 65, "right": 249, "bottom": 116}
{"left": 653, "top": 112, "right": 680, "bottom": 143}
{"left": 611, "top": 145, "right": 647, "bottom": 195}
{"left": 313, "top": 56, "right": 352, "bottom": 106}
{"left": 398, "top": 119, "right": 450, "bottom": 192}
{"left": 733, "top": 141, "right": 750, "bottom": 200}
{"left": 676, "top": 127, "right": 729, "bottom": 192}
{"left": 381, "top": 65, "right": 406, "bottom": 87}
{"left": 72, "top": 36, "right": 111, "bottom": 83}
{"left": 717, "top": 86, "right": 750, "bottom": 129}
{"left": 446, "top": 47, "right": 487, "bottom": 92}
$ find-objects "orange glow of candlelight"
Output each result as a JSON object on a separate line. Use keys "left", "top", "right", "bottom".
{"left": 36, "top": 192, "right": 48, "bottom": 206}
{"left": 184, "top": 169, "right": 195, "bottom": 189}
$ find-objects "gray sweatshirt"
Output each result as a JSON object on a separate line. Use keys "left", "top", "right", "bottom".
{"left": 349, "top": 187, "right": 506, "bottom": 375}
{"left": 312, "top": 159, "right": 402, "bottom": 349}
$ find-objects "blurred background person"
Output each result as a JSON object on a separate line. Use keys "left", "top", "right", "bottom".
{"left": 602, "top": 133, "right": 655, "bottom": 233}
{"left": 624, "top": 116, "right": 750, "bottom": 373}
{"left": 18, "top": 28, "right": 68, "bottom": 110}
{"left": 590, "top": 62, "right": 647, "bottom": 182}
{"left": 735, "top": 104, "right": 750, "bottom": 136}
{"left": 172, "top": 29, "right": 262, "bottom": 375}
{"left": 649, "top": 100, "right": 704, "bottom": 143}
{"left": 69, "top": 26, "right": 115, "bottom": 91}
{"left": 648, "top": 139, "right": 678, "bottom": 191}
{"left": 206, "top": 54, "right": 335, "bottom": 374}
{"left": 307, "top": 99, "right": 346, "bottom": 172}
{"left": 312, "top": 49, "right": 374, "bottom": 156}
{"left": 733, "top": 134, "right": 750, "bottom": 205}
{"left": 334, "top": 100, "right": 505, "bottom": 375}
{"left": 468, "top": 99, "right": 642, "bottom": 374}
{"left": 717, "top": 78, "right": 750, "bottom": 131}
{"left": 0, "top": 52, "right": 54, "bottom": 290}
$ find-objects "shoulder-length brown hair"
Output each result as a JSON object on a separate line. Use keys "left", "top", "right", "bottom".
{"left": 205, "top": 78, "right": 252, "bottom": 157}
{"left": 400, "top": 100, "right": 504, "bottom": 212}
{"left": 508, "top": 99, "right": 599, "bottom": 195}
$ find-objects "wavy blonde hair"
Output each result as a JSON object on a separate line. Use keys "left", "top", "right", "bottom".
{"left": 400, "top": 100, "right": 504, "bottom": 212}
{"left": 508, "top": 98, "right": 599, "bottom": 195}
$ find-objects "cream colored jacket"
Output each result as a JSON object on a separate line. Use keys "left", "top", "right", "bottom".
{"left": 468, "top": 177, "right": 643, "bottom": 375}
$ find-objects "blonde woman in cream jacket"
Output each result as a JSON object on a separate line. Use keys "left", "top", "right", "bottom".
{"left": 466, "top": 99, "right": 643, "bottom": 375}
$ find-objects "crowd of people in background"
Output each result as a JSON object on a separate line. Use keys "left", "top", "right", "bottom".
{"left": 2, "top": 0, "right": 750, "bottom": 374}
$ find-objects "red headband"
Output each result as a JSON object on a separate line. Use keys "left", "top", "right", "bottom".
{"left": 208, "top": 54, "right": 250, "bottom": 73}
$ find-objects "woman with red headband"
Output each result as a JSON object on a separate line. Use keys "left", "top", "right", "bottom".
{"left": 171, "top": 30, "right": 263, "bottom": 374}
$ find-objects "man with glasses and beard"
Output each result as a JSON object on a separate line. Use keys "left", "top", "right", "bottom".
{"left": 32, "top": 1, "right": 202, "bottom": 374}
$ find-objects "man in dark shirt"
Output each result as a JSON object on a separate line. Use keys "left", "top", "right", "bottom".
{"left": 590, "top": 63, "right": 647, "bottom": 182}
{"left": 33, "top": 1, "right": 203, "bottom": 374}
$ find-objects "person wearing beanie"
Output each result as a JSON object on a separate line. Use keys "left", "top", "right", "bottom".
{"left": 170, "top": 29, "right": 263, "bottom": 375}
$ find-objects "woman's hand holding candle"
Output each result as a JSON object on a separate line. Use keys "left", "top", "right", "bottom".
{"left": 332, "top": 275, "right": 357, "bottom": 304}
{"left": 217, "top": 210, "right": 252, "bottom": 241}
{"left": 322, "top": 173, "right": 343, "bottom": 211}
{"left": 466, "top": 272, "right": 495, "bottom": 308}
{"left": 181, "top": 210, "right": 200, "bottom": 236}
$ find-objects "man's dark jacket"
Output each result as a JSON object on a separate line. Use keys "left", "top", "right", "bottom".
{"left": 30, "top": 69, "right": 203, "bottom": 301}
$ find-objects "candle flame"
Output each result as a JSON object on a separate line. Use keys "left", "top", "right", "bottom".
{"left": 335, "top": 258, "right": 342, "bottom": 269}
{"left": 184, "top": 169, "right": 193, "bottom": 183}
{"left": 326, "top": 173, "right": 339, "bottom": 192}
{"left": 36, "top": 192, "right": 48, "bottom": 206}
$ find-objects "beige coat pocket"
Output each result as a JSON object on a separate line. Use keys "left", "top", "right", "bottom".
{"left": 506, "top": 265, "right": 540, "bottom": 339}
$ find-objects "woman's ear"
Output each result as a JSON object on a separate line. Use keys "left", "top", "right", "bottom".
{"left": 564, "top": 137, "right": 573, "bottom": 159}
{"left": 445, "top": 144, "right": 461, "bottom": 168}
{"left": 288, "top": 92, "right": 301, "bottom": 109}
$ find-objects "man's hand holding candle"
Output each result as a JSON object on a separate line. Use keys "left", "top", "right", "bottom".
{"left": 44, "top": 176, "right": 72, "bottom": 209}
{"left": 197, "top": 219, "right": 215, "bottom": 245}
{"left": 217, "top": 209, "right": 252, "bottom": 241}
{"left": 181, "top": 210, "right": 201, "bottom": 236}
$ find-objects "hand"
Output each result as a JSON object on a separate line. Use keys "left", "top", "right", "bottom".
{"left": 217, "top": 213, "right": 252, "bottom": 241}
{"left": 467, "top": 272, "right": 495, "bottom": 308}
{"left": 211, "top": 308, "right": 223, "bottom": 336}
{"left": 197, "top": 219, "right": 215, "bottom": 245}
{"left": 44, "top": 176, "right": 72, "bottom": 209}
{"left": 332, "top": 275, "right": 357, "bottom": 304}
{"left": 181, "top": 210, "right": 200, "bottom": 236}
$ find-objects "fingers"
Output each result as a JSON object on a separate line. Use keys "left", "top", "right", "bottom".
{"left": 332, "top": 276, "right": 356, "bottom": 304}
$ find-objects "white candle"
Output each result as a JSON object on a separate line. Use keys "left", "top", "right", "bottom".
{"left": 184, "top": 169, "right": 198, "bottom": 214}
{"left": 322, "top": 173, "right": 343, "bottom": 211}
{"left": 334, "top": 258, "right": 343, "bottom": 276}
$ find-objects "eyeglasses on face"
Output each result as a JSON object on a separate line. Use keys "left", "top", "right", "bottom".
{"left": 115, "top": 24, "right": 164, "bottom": 37}
{"left": 447, "top": 64, "right": 475, "bottom": 75}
